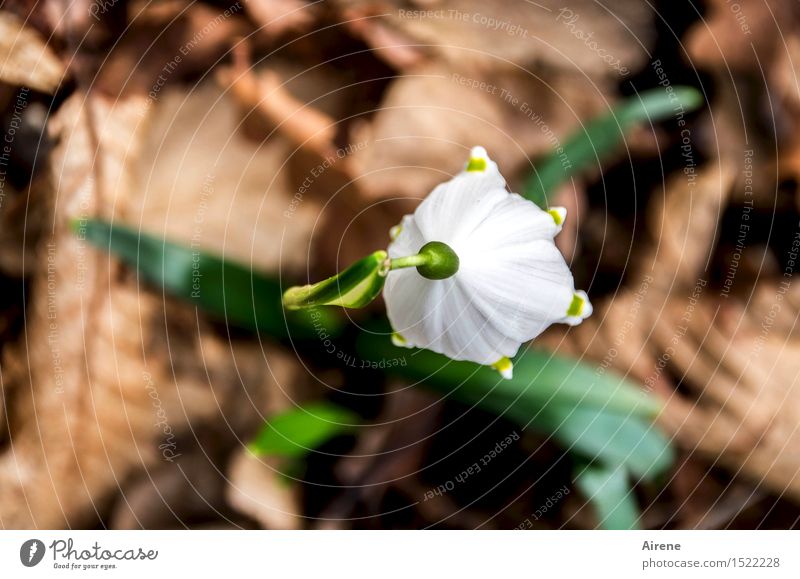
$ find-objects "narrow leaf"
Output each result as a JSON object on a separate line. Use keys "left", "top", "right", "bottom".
{"left": 78, "top": 218, "right": 340, "bottom": 339}
{"left": 526, "top": 86, "right": 703, "bottom": 207}
{"left": 357, "top": 331, "right": 661, "bottom": 417}
{"left": 574, "top": 463, "right": 641, "bottom": 530}
{"left": 450, "top": 388, "right": 672, "bottom": 482}
{"left": 536, "top": 403, "right": 673, "bottom": 481}
{"left": 357, "top": 332, "right": 673, "bottom": 480}
{"left": 249, "top": 402, "right": 359, "bottom": 458}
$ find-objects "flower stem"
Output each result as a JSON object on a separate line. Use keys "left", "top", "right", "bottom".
{"left": 389, "top": 254, "right": 429, "bottom": 270}
{"left": 388, "top": 241, "right": 460, "bottom": 280}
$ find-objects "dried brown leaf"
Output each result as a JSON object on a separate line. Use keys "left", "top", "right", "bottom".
{"left": 0, "top": 12, "right": 65, "bottom": 93}
{"left": 335, "top": 0, "right": 654, "bottom": 75}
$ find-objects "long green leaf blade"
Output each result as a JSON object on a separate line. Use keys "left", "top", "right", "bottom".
{"left": 537, "top": 404, "right": 673, "bottom": 481}
{"left": 574, "top": 463, "right": 641, "bottom": 530}
{"left": 357, "top": 332, "right": 660, "bottom": 417}
{"left": 357, "top": 333, "right": 672, "bottom": 480}
{"left": 249, "top": 402, "right": 359, "bottom": 458}
{"left": 525, "top": 86, "right": 703, "bottom": 207}
{"left": 78, "top": 218, "right": 339, "bottom": 339}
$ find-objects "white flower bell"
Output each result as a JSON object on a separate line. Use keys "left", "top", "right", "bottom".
{"left": 383, "top": 146, "right": 592, "bottom": 379}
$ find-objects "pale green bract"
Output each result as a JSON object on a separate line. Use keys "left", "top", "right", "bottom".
{"left": 282, "top": 250, "right": 388, "bottom": 310}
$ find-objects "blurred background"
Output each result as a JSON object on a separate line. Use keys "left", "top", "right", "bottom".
{"left": 1, "top": 0, "right": 799, "bottom": 529}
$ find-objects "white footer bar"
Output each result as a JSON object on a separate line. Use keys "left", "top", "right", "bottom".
{"left": 1, "top": 531, "right": 797, "bottom": 577}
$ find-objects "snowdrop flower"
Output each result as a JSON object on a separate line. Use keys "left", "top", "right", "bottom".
{"left": 383, "top": 146, "right": 591, "bottom": 379}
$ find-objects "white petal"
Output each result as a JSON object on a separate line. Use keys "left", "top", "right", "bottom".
{"left": 429, "top": 278, "right": 520, "bottom": 364}
{"left": 387, "top": 214, "right": 425, "bottom": 259}
{"left": 383, "top": 267, "right": 432, "bottom": 343}
{"left": 458, "top": 240, "right": 575, "bottom": 343}
{"left": 384, "top": 270, "right": 518, "bottom": 365}
{"left": 454, "top": 192, "right": 561, "bottom": 258}
{"left": 413, "top": 156, "right": 506, "bottom": 244}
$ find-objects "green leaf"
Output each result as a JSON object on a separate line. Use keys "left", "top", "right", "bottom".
{"left": 357, "top": 332, "right": 673, "bottom": 480}
{"left": 249, "top": 402, "right": 359, "bottom": 458}
{"left": 525, "top": 86, "right": 703, "bottom": 207}
{"left": 77, "top": 218, "right": 340, "bottom": 339}
{"left": 357, "top": 333, "right": 660, "bottom": 417}
{"left": 283, "top": 250, "right": 388, "bottom": 310}
{"left": 449, "top": 387, "right": 670, "bottom": 482}
{"left": 458, "top": 391, "right": 672, "bottom": 482}
{"left": 574, "top": 463, "right": 641, "bottom": 530}
{"left": 535, "top": 403, "right": 673, "bottom": 481}
{"left": 78, "top": 220, "right": 674, "bottom": 482}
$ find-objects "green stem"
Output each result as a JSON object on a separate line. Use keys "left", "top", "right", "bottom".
{"left": 389, "top": 254, "right": 429, "bottom": 270}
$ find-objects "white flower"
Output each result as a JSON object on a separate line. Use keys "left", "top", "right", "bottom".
{"left": 383, "top": 146, "right": 592, "bottom": 378}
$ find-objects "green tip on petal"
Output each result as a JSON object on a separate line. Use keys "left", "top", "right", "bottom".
{"left": 465, "top": 146, "right": 489, "bottom": 172}
{"left": 466, "top": 157, "right": 487, "bottom": 172}
{"left": 491, "top": 357, "right": 513, "bottom": 379}
{"left": 547, "top": 207, "right": 567, "bottom": 227}
{"left": 564, "top": 290, "right": 593, "bottom": 326}
{"left": 391, "top": 332, "right": 412, "bottom": 348}
{"left": 566, "top": 293, "right": 585, "bottom": 317}
{"left": 389, "top": 224, "right": 402, "bottom": 240}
